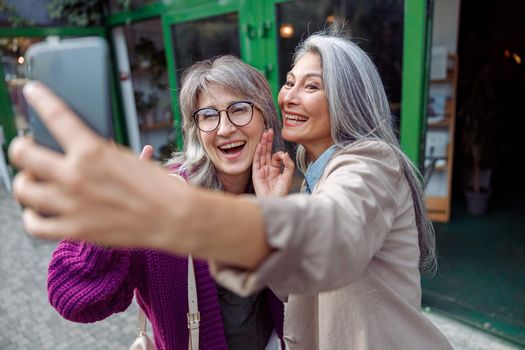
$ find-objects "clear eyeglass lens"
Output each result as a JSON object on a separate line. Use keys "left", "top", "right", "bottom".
{"left": 196, "top": 109, "right": 219, "bottom": 131}
{"left": 228, "top": 102, "right": 252, "bottom": 126}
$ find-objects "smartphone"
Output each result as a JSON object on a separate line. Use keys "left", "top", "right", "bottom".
{"left": 25, "top": 36, "right": 113, "bottom": 152}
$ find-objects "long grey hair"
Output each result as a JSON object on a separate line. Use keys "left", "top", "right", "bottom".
{"left": 166, "top": 55, "right": 284, "bottom": 191}
{"left": 294, "top": 31, "right": 437, "bottom": 275}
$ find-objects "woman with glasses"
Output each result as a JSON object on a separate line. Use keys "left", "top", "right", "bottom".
{"left": 12, "top": 30, "right": 451, "bottom": 349}
{"left": 45, "top": 56, "right": 290, "bottom": 350}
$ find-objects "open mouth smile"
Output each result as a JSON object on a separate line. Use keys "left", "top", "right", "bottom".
{"left": 284, "top": 112, "right": 308, "bottom": 126}
{"left": 218, "top": 141, "right": 246, "bottom": 155}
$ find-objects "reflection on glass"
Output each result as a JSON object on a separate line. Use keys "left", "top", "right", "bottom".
{"left": 0, "top": 37, "right": 43, "bottom": 136}
{"left": 122, "top": 18, "right": 172, "bottom": 160}
{"left": 171, "top": 13, "right": 240, "bottom": 84}
{"left": 0, "top": 1, "right": 65, "bottom": 27}
{"left": 108, "top": 0, "right": 157, "bottom": 13}
{"left": 125, "top": 19, "right": 171, "bottom": 127}
{"left": 276, "top": 0, "right": 404, "bottom": 131}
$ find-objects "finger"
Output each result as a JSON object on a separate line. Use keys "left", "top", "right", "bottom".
{"left": 265, "top": 129, "right": 272, "bottom": 166}
{"left": 282, "top": 152, "right": 296, "bottom": 176}
{"left": 8, "top": 136, "right": 68, "bottom": 182}
{"left": 253, "top": 142, "right": 262, "bottom": 171}
{"left": 258, "top": 131, "right": 267, "bottom": 168}
{"left": 22, "top": 208, "right": 67, "bottom": 241}
{"left": 266, "top": 128, "right": 274, "bottom": 151}
{"left": 13, "top": 171, "right": 73, "bottom": 215}
{"left": 268, "top": 151, "right": 286, "bottom": 178}
{"left": 140, "top": 145, "right": 154, "bottom": 161}
{"left": 271, "top": 151, "right": 286, "bottom": 169}
{"left": 22, "top": 208, "right": 91, "bottom": 242}
{"left": 23, "top": 81, "right": 100, "bottom": 152}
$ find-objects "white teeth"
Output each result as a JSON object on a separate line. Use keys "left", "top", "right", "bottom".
{"left": 219, "top": 141, "right": 246, "bottom": 150}
{"left": 285, "top": 114, "right": 307, "bottom": 122}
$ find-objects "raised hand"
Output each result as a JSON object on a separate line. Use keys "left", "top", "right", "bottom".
{"left": 252, "top": 129, "right": 295, "bottom": 197}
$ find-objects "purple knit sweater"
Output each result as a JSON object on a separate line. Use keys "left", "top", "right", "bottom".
{"left": 47, "top": 241, "right": 284, "bottom": 350}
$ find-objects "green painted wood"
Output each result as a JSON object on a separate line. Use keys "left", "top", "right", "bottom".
{"left": 0, "top": 27, "right": 104, "bottom": 37}
{"left": 0, "top": 61, "right": 16, "bottom": 147}
{"left": 260, "top": 0, "right": 282, "bottom": 101}
{"left": 400, "top": 0, "right": 430, "bottom": 168}
{"left": 107, "top": 0, "right": 239, "bottom": 26}
{"left": 162, "top": 2, "right": 238, "bottom": 24}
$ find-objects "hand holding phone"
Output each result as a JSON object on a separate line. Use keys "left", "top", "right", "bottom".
{"left": 25, "top": 36, "right": 113, "bottom": 153}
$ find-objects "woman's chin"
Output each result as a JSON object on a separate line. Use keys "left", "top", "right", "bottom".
{"left": 218, "top": 162, "right": 252, "bottom": 177}
{"left": 282, "top": 128, "right": 302, "bottom": 144}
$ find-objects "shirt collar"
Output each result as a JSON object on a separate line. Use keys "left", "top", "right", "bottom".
{"left": 304, "top": 144, "right": 338, "bottom": 193}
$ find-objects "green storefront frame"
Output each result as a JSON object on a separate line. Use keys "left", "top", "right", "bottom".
{"left": 1, "top": 0, "right": 429, "bottom": 168}
{"left": 401, "top": 0, "right": 431, "bottom": 168}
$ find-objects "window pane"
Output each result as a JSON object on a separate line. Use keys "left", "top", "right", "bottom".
{"left": 276, "top": 0, "right": 404, "bottom": 130}
{"left": 171, "top": 13, "right": 240, "bottom": 84}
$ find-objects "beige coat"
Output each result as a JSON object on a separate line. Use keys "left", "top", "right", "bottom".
{"left": 212, "top": 141, "right": 452, "bottom": 350}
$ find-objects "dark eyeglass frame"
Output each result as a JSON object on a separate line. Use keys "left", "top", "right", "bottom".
{"left": 192, "top": 101, "right": 255, "bottom": 132}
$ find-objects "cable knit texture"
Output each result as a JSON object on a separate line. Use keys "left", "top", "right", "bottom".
{"left": 48, "top": 241, "right": 283, "bottom": 350}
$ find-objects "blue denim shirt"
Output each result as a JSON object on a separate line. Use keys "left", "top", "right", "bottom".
{"left": 304, "top": 144, "right": 339, "bottom": 194}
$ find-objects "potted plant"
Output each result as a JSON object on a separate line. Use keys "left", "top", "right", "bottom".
{"left": 459, "top": 64, "right": 496, "bottom": 215}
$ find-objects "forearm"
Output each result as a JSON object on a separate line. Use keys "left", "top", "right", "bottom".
{"left": 163, "top": 189, "right": 270, "bottom": 269}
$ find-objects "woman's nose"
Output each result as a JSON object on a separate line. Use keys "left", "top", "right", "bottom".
{"left": 216, "top": 111, "right": 236, "bottom": 136}
{"left": 280, "top": 86, "right": 299, "bottom": 107}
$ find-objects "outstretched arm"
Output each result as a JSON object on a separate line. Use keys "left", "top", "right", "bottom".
{"left": 252, "top": 129, "right": 295, "bottom": 197}
{"left": 9, "top": 82, "right": 270, "bottom": 269}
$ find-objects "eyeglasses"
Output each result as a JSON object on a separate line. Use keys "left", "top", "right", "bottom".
{"left": 192, "top": 101, "right": 254, "bottom": 132}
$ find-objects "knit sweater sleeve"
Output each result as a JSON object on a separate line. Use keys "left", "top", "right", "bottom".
{"left": 47, "top": 240, "right": 137, "bottom": 323}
